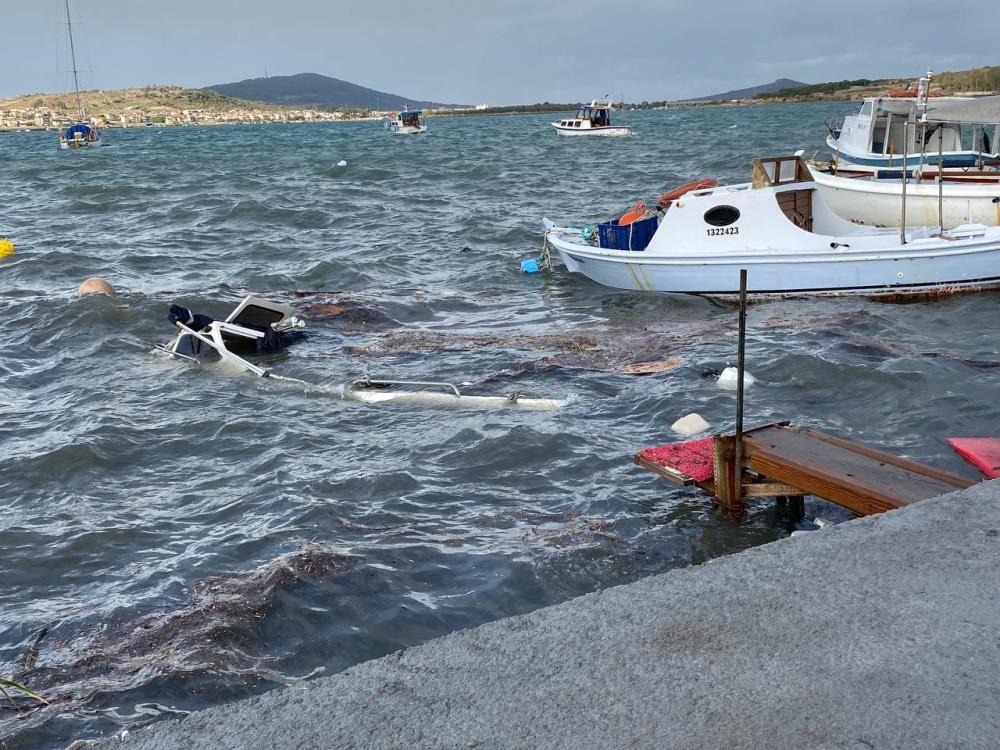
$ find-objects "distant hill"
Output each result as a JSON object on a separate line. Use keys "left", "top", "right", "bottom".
{"left": 688, "top": 78, "right": 807, "bottom": 102}
{"left": 0, "top": 85, "right": 267, "bottom": 113}
{"left": 205, "top": 73, "right": 463, "bottom": 110}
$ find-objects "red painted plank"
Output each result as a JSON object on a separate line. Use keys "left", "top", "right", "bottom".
{"left": 636, "top": 437, "right": 715, "bottom": 483}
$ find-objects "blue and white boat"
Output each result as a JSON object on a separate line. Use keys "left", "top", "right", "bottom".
{"left": 58, "top": 0, "right": 102, "bottom": 150}
{"left": 828, "top": 72, "right": 999, "bottom": 172}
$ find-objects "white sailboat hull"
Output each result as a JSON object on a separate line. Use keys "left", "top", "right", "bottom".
{"left": 810, "top": 167, "right": 1000, "bottom": 228}
{"left": 59, "top": 135, "right": 102, "bottom": 150}
{"left": 388, "top": 123, "right": 427, "bottom": 135}
{"left": 551, "top": 123, "right": 631, "bottom": 137}
{"left": 545, "top": 228, "right": 1000, "bottom": 297}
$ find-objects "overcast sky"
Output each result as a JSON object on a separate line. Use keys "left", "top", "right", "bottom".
{"left": 5, "top": 0, "right": 999, "bottom": 103}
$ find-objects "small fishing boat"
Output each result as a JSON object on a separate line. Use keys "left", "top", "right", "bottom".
{"left": 155, "top": 296, "right": 563, "bottom": 410}
{"left": 543, "top": 155, "right": 1000, "bottom": 298}
{"left": 827, "top": 71, "right": 999, "bottom": 172}
{"left": 387, "top": 109, "right": 427, "bottom": 135}
{"left": 551, "top": 99, "right": 631, "bottom": 137}
{"left": 809, "top": 162, "right": 1000, "bottom": 229}
{"left": 58, "top": 0, "right": 102, "bottom": 150}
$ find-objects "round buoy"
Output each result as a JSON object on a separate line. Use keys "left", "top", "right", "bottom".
{"left": 77, "top": 277, "right": 115, "bottom": 297}
{"left": 0, "top": 238, "right": 14, "bottom": 258}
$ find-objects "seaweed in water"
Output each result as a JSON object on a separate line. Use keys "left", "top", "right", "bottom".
{"left": 3, "top": 546, "right": 358, "bottom": 731}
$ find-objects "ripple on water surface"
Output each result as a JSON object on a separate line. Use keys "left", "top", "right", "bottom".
{"left": 1, "top": 106, "right": 998, "bottom": 747}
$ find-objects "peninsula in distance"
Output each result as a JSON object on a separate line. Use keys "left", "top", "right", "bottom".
{"left": 1, "top": 66, "right": 997, "bottom": 132}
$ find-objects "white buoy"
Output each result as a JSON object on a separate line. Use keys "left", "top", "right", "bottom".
{"left": 337, "top": 159, "right": 347, "bottom": 167}
{"left": 671, "top": 412, "right": 710, "bottom": 436}
{"left": 717, "top": 366, "right": 755, "bottom": 391}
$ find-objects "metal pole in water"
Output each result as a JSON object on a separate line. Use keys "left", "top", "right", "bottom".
{"left": 733, "top": 268, "right": 748, "bottom": 504}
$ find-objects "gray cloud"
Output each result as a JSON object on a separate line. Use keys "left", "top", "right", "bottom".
{"left": 5, "top": 0, "right": 998, "bottom": 102}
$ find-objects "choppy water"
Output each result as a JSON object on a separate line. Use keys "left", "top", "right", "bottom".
{"left": 2, "top": 103, "right": 999, "bottom": 748}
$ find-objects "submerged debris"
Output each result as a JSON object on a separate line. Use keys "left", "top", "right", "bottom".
{"left": 6, "top": 546, "right": 358, "bottom": 728}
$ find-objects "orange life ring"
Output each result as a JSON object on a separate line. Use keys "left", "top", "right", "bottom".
{"left": 619, "top": 201, "right": 647, "bottom": 225}
{"left": 657, "top": 178, "right": 718, "bottom": 206}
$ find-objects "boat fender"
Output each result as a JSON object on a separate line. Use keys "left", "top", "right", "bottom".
{"left": 619, "top": 202, "right": 647, "bottom": 225}
{"left": 658, "top": 178, "right": 718, "bottom": 207}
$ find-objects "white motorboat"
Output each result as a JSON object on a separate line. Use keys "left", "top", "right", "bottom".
{"left": 827, "top": 71, "right": 998, "bottom": 173}
{"left": 809, "top": 162, "right": 1000, "bottom": 229}
{"left": 155, "top": 296, "right": 563, "bottom": 410}
{"left": 387, "top": 109, "right": 427, "bottom": 135}
{"left": 543, "top": 155, "right": 1000, "bottom": 298}
{"left": 551, "top": 100, "right": 631, "bottom": 137}
{"left": 58, "top": 0, "right": 102, "bottom": 150}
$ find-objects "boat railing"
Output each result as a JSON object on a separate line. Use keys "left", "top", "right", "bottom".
{"left": 752, "top": 155, "right": 812, "bottom": 189}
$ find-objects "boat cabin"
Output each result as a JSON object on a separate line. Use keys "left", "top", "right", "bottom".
{"left": 557, "top": 101, "right": 613, "bottom": 129}
{"left": 162, "top": 296, "right": 298, "bottom": 360}
{"left": 834, "top": 96, "right": 1000, "bottom": 168}
{"left": 61, "top": 122, "right": 100, "bottom": 147}
{"left": 399, "top": 110, "right": 422, "bottom": 128}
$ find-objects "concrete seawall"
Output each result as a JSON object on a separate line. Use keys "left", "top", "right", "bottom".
{"left": 108, "top": 480, "right": 1000, "bottom": 749}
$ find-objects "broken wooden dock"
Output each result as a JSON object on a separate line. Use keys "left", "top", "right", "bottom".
{"left": 636, "top": 422, "right": 976, "bottom": 517}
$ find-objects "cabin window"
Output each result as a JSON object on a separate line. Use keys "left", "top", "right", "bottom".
{"left": 704, "top": 205, "right": 740, "bottom": 227}
{"left": 859, "top": 100, "right": 873, "bottom": 118}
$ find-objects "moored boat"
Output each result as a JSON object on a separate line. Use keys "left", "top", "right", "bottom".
{"left": 387, "top": 109, "right": 427, "bottom": 135}
{"left": 543, "top": 155, "right": 1000, "bottom": 298}
{"left": 827, "top": 71, "right": 999, "bottom": 172}
{"left": 551, "top": 99, "right": 631, "bottom": 137}
{"left": 58, "top": 0, "right": 102, "bottom": 150}
{"left": 808, "top": 161, "right": 1000, "bottom": 229}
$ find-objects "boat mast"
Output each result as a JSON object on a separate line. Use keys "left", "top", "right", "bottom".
{"left": 65, "top": 0, "right": 84, "bottom": 120}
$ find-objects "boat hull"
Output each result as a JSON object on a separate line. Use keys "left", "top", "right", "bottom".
{"left": 811, "top": 167, "right": 1000, "bottom": 229}
{"left": 546, "top": 229, "right": 1000, "bottom": 298}
{"left": 551, "top": 124, "right": 631, "bottom": 137}
{"left": 388, "top": 124, "right": 427, "bottom": 135}
{"left": 59, "top": 136, "right": 102, "bottom": 150}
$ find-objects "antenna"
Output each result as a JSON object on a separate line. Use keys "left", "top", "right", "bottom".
{"left": 65, "top": 0, "right": 84, "bottom": 119}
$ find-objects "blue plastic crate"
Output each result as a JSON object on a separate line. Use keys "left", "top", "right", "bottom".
{"left": 597, "top": 214, "right": 658, "bottom": 251}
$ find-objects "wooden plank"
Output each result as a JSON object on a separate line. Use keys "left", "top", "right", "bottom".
{"left": 635, "top": 454, "right": 695, "bottom": 486}
{"left": 742, "top": 426, "right": 974, "bottom": 516}
{"left": 740, "top": 483, "right": 806, "bottom": 498}
{"left": 802, "top": 429, "right": 975, "bottom": 487}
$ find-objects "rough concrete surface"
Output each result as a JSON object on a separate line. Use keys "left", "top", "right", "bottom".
{"left": 107, "top": 481, "right": 1000, "bottom": 750}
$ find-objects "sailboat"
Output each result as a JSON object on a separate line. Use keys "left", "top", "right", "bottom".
{"left": 58, "top": 0, "right": 102, "bottom": 150}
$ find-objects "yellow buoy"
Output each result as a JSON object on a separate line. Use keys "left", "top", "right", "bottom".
{"left": 0, "top": 238, "right": 14, "bottom": 258}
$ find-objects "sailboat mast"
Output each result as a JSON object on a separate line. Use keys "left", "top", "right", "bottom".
{"left": 65, "top": 0, "right": 84, "bottom": 120}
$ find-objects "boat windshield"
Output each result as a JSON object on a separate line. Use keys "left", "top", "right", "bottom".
{"left": 576, "top": 106, "right": 610, "bottom": 127}
{"left": 400, "top": 111, "right": 422, "bottom": 126}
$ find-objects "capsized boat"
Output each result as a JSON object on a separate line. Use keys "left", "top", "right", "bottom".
{"left": 808, "top": 161, "right": 1000, "bottom": 229}
{"left": 551, "top": 99, "right": 631, "bottom": 137}
{"left": 58, "top": 0, "right": 102, "bottom": 150}
{"left": 543, "top": 155, "right": 1000, "bottom": 298}
{"left": 827, "top": 71, "right": 998, "bottom": 172}
{"left": 154, "top": 296, "right": 563, "bottom": 410}
{"left": 387, "top": 109, "right": 427, "bottom": 135}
